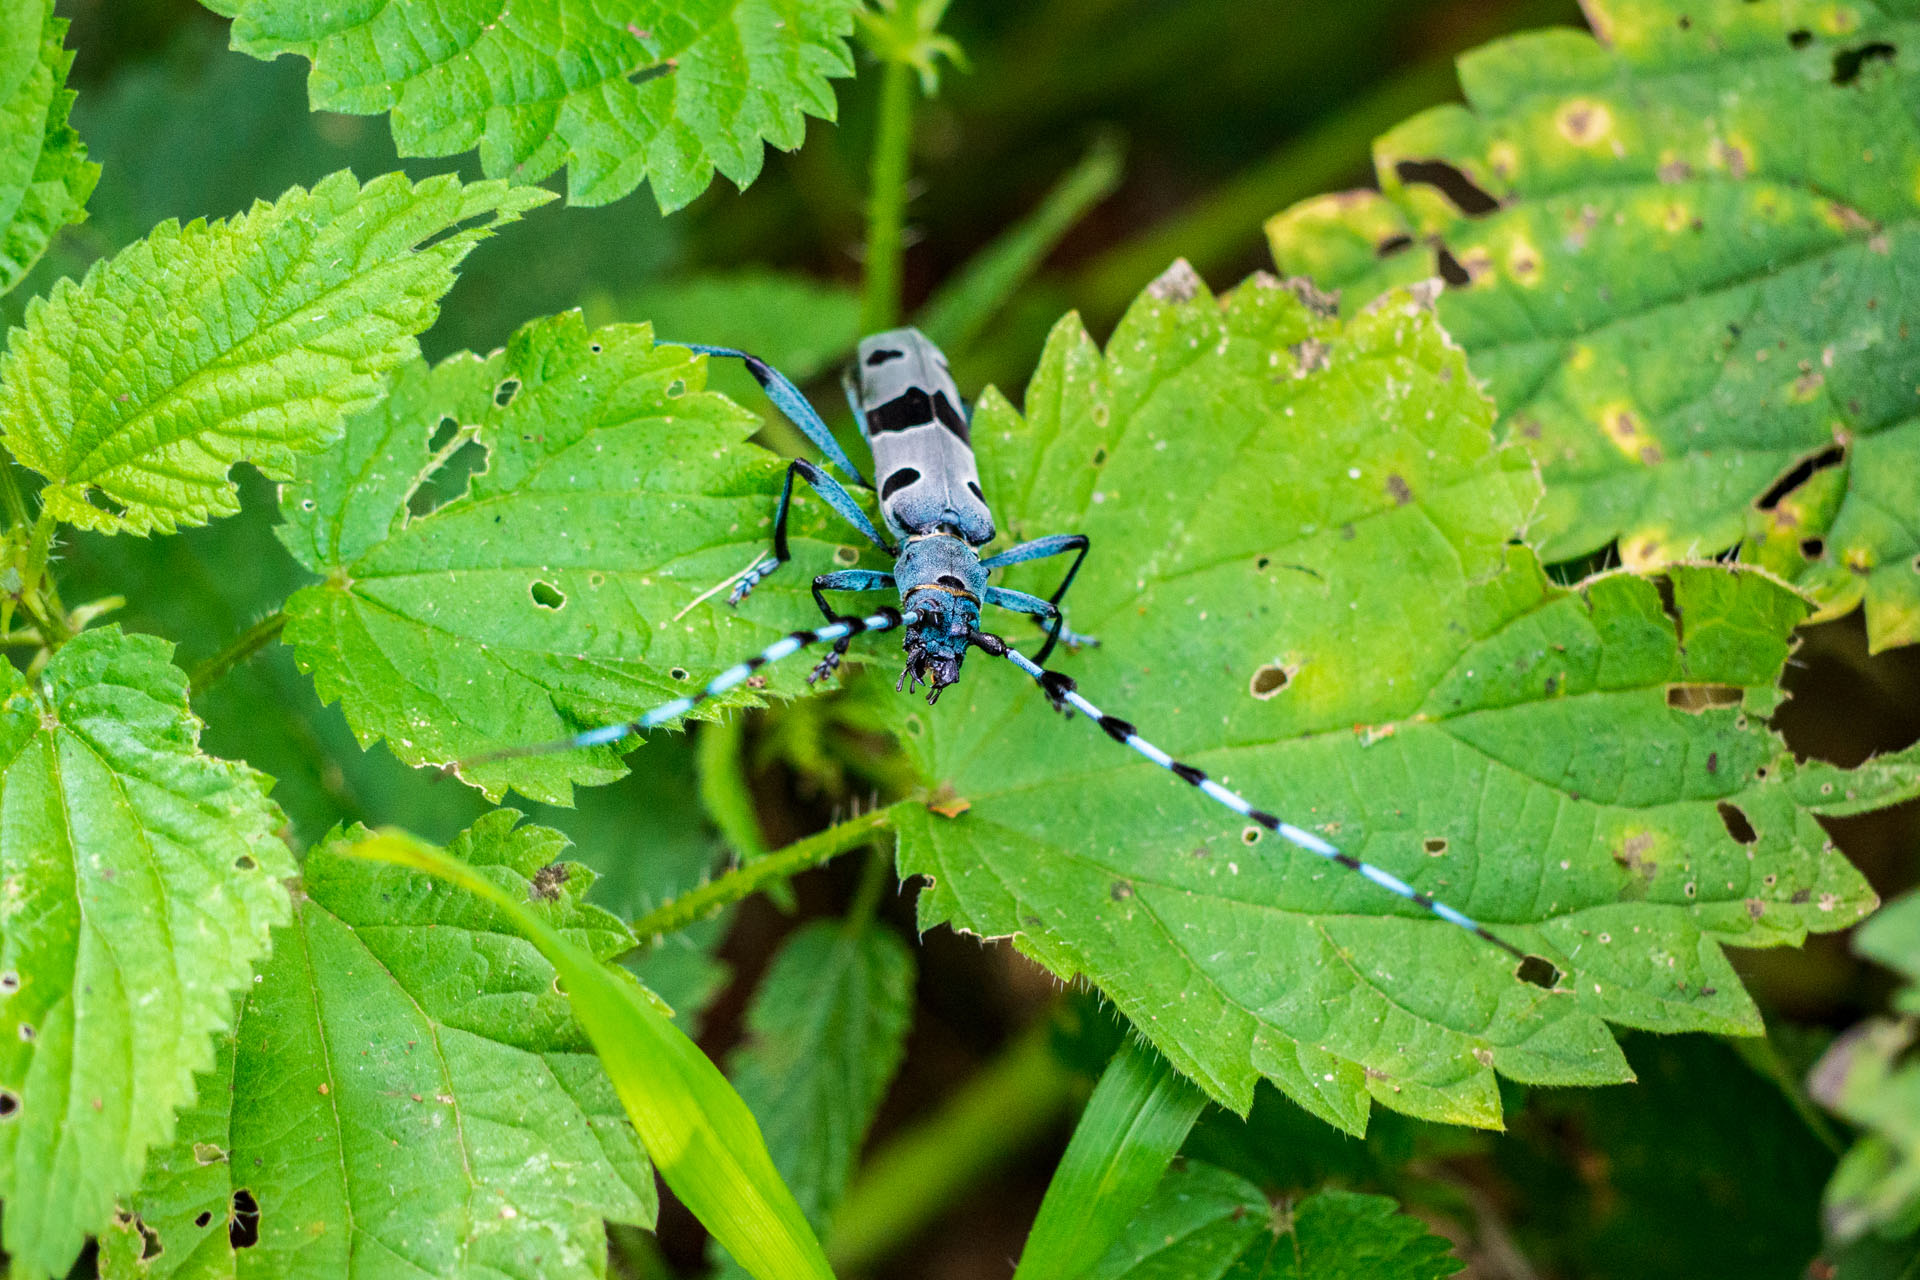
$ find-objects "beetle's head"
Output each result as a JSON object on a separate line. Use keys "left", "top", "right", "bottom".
{"left": 898, "top": 587, "right": 982, "bottom": 703}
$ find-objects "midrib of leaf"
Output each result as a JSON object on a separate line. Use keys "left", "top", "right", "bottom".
{"left": 60, "top": 201, "right": 437, "bottom": 482}
{"left": 288, "top": 906, "right": 360, "bottom": 1259}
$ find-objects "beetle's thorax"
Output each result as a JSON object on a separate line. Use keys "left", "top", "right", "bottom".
{"left": 853, "top": 328, "right": 995, "bottom": 546}
{"left": 893, "top": 532, "right": 988, "bottom": 702}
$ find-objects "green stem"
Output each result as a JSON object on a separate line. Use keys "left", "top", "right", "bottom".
{"left": 188, "top": 610, "right": 288, "bottom": 696}
{"left": 860, "top": 55, "right": 917, "bottom": 334}
{"left": 630, "top": 807, "right": 895, "bottom": 940}
{"left": 828, "top": 1021, "right": 1078, "bottom": 1273}
{"left": 19, "top": 506, "right": 69, "bottom": 644}
{"left": 843, "top": 842, "right": 894, "bottom": 932}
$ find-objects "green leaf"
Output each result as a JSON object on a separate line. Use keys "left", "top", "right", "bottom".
{"left": 277, "top": 313, "right": 865, "bottom": 806}
{"left": 1267, "top": 0, "right": 1920, "bottom": 649}
{"left": 890, "top": 269, "right": 1889, "bottom": 1133}
{"left": 0, "top": 0, "right": 96, "bottom": 295}
{"left": 1080, "top": 1164, "right": 1461, "bottom": 1280}
{"left": 347, "top": 826, "right": 837, "bottom": 1280}
{"left": 0, "top": 627, "right": 293, "bottom": 1278}
{"left": 1813, "top": 889, "right": 1920, "bottom": 1245}
{"left": 716, "top": 919, "right": 913, "bottom": 1274}
{"left": 0, "top": 169, "right": 547, "bottom": 535}
{"left": 1014, "top": 1038, "right": 1209, "bottom": 1280}
{"left": 202, "top": 0, "right": 862, "bottom": 212}
{"left": 97, "top": 811, "right": 654, "bottom": 1280}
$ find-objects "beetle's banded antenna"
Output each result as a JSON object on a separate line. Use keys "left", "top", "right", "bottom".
{"left": 457, "top": 608, "right": 918, "bottom": 768}
{"left": 993, "top": 643, "right": 1540, "bottom": 969}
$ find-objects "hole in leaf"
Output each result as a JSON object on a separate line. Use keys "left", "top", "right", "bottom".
{"left": 17, "top": 1023, "right": 33, "bottom": 1042}
{"left": 834, "top": 545, "right": 860, "bottom": 566}
{"left": 1666, "top": 683, "right": 1743, "bottom": 713}
{"left": 86, "top": 488, "right": 129, "bottom": 518}
{"left": 0, "top": 1090, "right": 20, "bottom": 1119}
{"left": 666, "top": 379, "right": 686, "bottom": 398}
{"left": 427, "top": 416, "right": 460, "bottom": 451}
{"left": 192, "top": 1142, "right": 227, "bottom": 1164}
{"left": 1788, "top": 28, "right": 1813, "bottom": 48}
{"left": 1394, "top": 159, "right": 1499, "bottom": 215}
{"left": 1249, "top": 664, "right": 1290, "bottom": 699}
{"left": 229, "top": 1190, "right": 260, "bottom": 1249}
{"left": 669, "top": 667, "right": 689, "bottom": 681}
{"left": 1241, "top": 825, "right": 1262, "bottom": 845}
{"left": 1756, "top": 444, "right": 1845, "bottom": 509}
{"left": 1833, "top": 42, "right": 1895, "bottom": 84}
{"left": 130, "top": 1214, "right": 163, "bottom": 1259}
{"left": 234, "top": 854, "right": 257, "bottom": 871}
{"left": 1718, "top": 801, "right": 1759, "bottom": 844}
{"left": 1092, "top": 447, "right": 1107, "bottom": 466}
{"left": 1435, "top": 247, "right": 1471, "bottom": 287}
{"left": 1376, "top": 234, "right": 1414, "bottom": 258}
{"left": 406, "top": 438, "right": 488, "bottom": 519}
{"left": 413, "top": 210, "right": 500, "bottom": 252}
{"left": 1424, "top": 837, "right": 1449, "bottom": 855}
{"left": 530, "top": 581, "right": 565, "bottom": 610}
{"left": 1803, "top": 538, "right": 1828, "bottom": 560}
{"left": 193, "top": 1210, "right": 214, "bottom": 1229}
{"left": 493, "top": 379, "right": 520, "bottom": 408}
{"left": 1516, "top": 955, "right": 1561, "bottom": 988}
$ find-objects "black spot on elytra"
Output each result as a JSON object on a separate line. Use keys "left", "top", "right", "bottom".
{"left": 881, "top": 468, "right": 922, "bottom": 500}
{"left": 865, "top": 348, "right": 905, "bottom": 366}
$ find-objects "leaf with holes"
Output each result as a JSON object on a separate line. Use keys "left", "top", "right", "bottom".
{"left": 714, "top": 920, "right": 913, "bottom": 1276}
{"left": 277, "top": 312, "right": 864, "bottom": 805}
{"left": 0, "top": 0, "right": 96, "bottom": 295}
{"left": 0, "top": 170, "right": 548, "bottom": 535}
{"left": 202, "top": 0, "right": 861, "bottom": 212}
{"left": 96, "top": 811, "right": 654, "bottom": 1280}
{"left": 1266, "top": 0, "right": 1920, "bottom": 650}
{"left": 0, "top": 628, "right": 292, "bottom": 1279}
{"left": 888, "top": 269, "right": 1892, "bottom": 1134}
{"left": 1080, "top": 1163, "right": 1461, "bottom": 1280}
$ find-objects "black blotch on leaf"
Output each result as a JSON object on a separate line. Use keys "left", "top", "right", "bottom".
{"left": 233, "top": 854, "right": 257, "bottom": 870}
{"left": 1718, "top": 801, "right": 1759, "bottom": 845}
{"left": 1424, "top": 837, "right": 1449, "bottom": 855}
{"left": 229, "top": 1190, "right": 260, "bottom": 1249}
{"left": 530, "top": 580, "right": 565, "bottom": 610}
{"left": 1832, "top": 42, "right": 1896, "bottom": 84}
{"left": 1393, "top": 159, "right": 1499, "bottom": 215}
{"left": 0, "top": 1090, "right": 20, "bottom": 1119}
{"left": 1516, "top": 955, "right": 1561, "bottom": 988}
{"left": 193, "top": 1211, "right": 213, "bottom": 1230}
{"left": 1788, "top": 28, "right": 1813, "bottom": 47}
{"left": 1803, "top": 538, "right": 1828, "bottom": 560}
{"left": 1377, "top": 233, "right": 1414, "bottom": 257}
{"left": 1435, "top": 247, "right": 1471, "bottom": 287}
{"left": 1756, "top": 444, "right": 1845, "bottom": 509}
{"left": 1249, "top": 664, "right": 1290, "bottom": 698}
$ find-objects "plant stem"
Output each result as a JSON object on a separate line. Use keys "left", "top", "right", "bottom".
{"left": 843, "top": 842, "right": 894, "bottom": 932}
{"left": 630, "top": 806, "right": 896, "bottom": 941}
{"left": 188, "top": 610, "right": 288, "bottom": 696}
{"left": 827, "top": 1021, "right": 1078, "bottom": 1273}
{"left": 860, "top": 54, "right": 917, "bottom": 334}
{"left": 19, "top": 506, "right": 69, "bottom": 644}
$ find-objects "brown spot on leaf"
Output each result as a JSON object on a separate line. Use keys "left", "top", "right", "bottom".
{"left": 1386, "top": 474, "right": 1413, "bottom": 505}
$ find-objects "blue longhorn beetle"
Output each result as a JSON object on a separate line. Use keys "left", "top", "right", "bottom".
{"left": 482, "top": 328, "right": 1551, "bottom": 975}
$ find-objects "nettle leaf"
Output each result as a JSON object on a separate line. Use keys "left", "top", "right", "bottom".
{"left": 599, "top": 271, "right": 862, "bottom": 385}
{"left": 0, "top": 628, "right": 292, "bottom": 1278}
{"left": 0, "top": 0, "right": 96, "bottom": 295}
{"left": 717, "top": 919, "right": 913, "bottom": 1273}
{"left": 1812, "top": 890, "right": 1920, "bottom": 1244}
{"left": 98, "top": 811, "right": 654, "bottom": 1280}
{"left": 1081, "top": 1163, "right": 1460, "bottom": 1280}
{"left": 203, "top": 0, "right": 861, "bottom": 212}
{"left": 1266, "top": 0, "right": 1920, "bottom": 649}
{"left": 890, "top": 270, "right": 1891, "bottom": 1133}
{"left": 278, "top": 313, "right": 861, "bottom": 805}
{"left": 0, "top": 170, "right": 548, "bottom": 535}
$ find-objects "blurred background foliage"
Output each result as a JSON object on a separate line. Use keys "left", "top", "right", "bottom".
{"left": 24, "top": 0, "right": 1920, "bottom": 1276}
